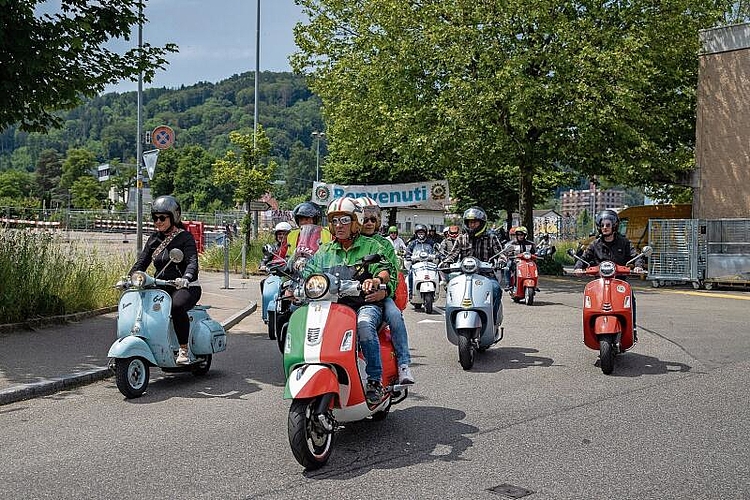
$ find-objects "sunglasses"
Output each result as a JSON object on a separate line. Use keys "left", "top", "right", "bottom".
{"left": 152, "top": 214, "right": 170, "bottom": 222}
{"left": 330, "top": 215, "right": 352, "bottom": 225}
{"left": 363, "top": 216, "right": 378, "bottom": 223}
{"left": 601, "top": 223, "right": 613, "bottom": 228}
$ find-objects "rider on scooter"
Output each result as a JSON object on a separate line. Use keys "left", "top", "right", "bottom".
{"left": 356, "top": 196, "right": 415, "bottom": 384}
{"left": 128, "top": 195, "right": 201, "bottom": 364}
{"left": 405, "top": 224, "right": 435, "bottom": 298}
{"left": 283, "top": 201, "right": 332, "bottom": 260}
{"left": 303, "top": 197, "right": 396, "bottom": 405}
{"left": 439, "top": 206, "right": 504, "bottom": 321}
{"left": 261, "top": 221, "right": 292, "bottom": 270}
{"left": 573, "top": 209, "right": 645, "bottom": 339}
{"left": 501, "top": 226, "right": 536, "bottom": 291}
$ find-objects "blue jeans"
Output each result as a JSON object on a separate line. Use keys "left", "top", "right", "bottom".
{"left": 488, "top": 277, "right": 501, "bottom": 323}
{"left": 383, "top": 298, "right": 410, "bottom": 366}
{"left": 357, "top": 304, "right": 383, "bottom": 382}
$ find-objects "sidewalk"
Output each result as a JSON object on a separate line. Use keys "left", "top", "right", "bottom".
{"left": 0, "top": 271, "right": 262, "bottom": 405}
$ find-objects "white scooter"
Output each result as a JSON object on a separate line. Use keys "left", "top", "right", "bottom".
{"left": 408, "top": 249, "right": 441, "bottom": 314}
{"left": 107, "top": 249, "right": 226, "bottom": 398}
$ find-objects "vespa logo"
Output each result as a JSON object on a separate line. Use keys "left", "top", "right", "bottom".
{"left": 122, "top": 302, "right": 133, "bottom": 310}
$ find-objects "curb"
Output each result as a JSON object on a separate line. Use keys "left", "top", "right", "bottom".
{"left": 0, "top": 306, "right": 118, "bottom": 336}
{"left": 0, "top": 301, "right": 258, "bottom": 407}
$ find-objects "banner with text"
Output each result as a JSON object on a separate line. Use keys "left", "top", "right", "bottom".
{"left": 312, "top": 180, "right": 449, "bottom": 210}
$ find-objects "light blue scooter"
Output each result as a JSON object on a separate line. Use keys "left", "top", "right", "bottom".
{"left": 260, "top": 244, "right": 288, "bottom": 341}
{"left": 442, "top": 256, "right": 504, "bottom": 370}
{"left": 108, "top": 249, "right": 226, "bottom": 398}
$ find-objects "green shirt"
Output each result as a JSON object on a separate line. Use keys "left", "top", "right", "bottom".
{"left": 361, "top": 233, "right": 400, "bottom": 297}
{"left": 305, "top": 234, "right": 396, "bottom": 297}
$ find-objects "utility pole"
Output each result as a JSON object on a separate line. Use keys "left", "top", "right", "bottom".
{"left": 136, "top": 5, "right": 144, "bottom": 251}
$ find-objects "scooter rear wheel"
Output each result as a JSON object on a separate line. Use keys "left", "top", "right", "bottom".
{"left": 115, "top": 357, "right": 149, "bottom": 399}
{"left": 267, "top": 311, "right": 277, "bottom": 340}
{"left": 288, "top": 398, "right": 333, "bottom": 470}
{"left": 191, "top": 354, "right": 212, "bottom": 376}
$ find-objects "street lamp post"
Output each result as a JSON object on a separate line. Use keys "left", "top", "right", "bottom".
{"left": 312, "top": 131, "right": 325, "bottom": 182}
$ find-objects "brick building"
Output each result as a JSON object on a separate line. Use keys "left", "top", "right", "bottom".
{"left": 560, "top": 185, "right": 624, "bottom": 218}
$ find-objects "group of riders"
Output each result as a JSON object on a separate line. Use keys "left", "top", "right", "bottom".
{"left": 260, "top": 196, "right": 643, "bottom": 404}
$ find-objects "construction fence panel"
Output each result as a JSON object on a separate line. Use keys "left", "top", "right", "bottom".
{"left": 647, "top": 219, "right": 705, "bottom": 286}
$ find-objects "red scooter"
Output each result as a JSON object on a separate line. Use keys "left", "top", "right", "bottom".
{"left": 282, "top": 255, "right": 409, "bottom": 470}
{"left": 508, "top": 252, "right": 539, "bottom": 305}
{"left": 568, "top": 246, "right": 652, "bottom": 374}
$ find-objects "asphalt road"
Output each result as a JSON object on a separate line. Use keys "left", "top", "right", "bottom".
{"left": 1, "top": 275, "right": 748, "bottom": 500}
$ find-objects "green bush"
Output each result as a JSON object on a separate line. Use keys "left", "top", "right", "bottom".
{"left": 537, "top": 240, "right": 580, "bottom": 275}
{"left": 0, "top": 229, "right": 126, "bottom": 324}
{"left": 199, "top": 233, "right": 273, "bottom": 274}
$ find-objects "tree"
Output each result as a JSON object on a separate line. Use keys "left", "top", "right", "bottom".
{"left": 0, "top": 170, "right": 35, "bottom": 199}
{"left": 292, "top": 0, "right": 727, "bottom": 240}
{"left": 105, "top": 162, "right": 137, "bottom": 209}
{"left": 35, "top": 149, "right": 63, "bottom": 209}
{"left": 70, "top": 176, "right": 105, "bottom": 209}
{"left": 60, "top": 149, "right": 97, "bottom": 189}
{"left": 213, "top": 128, "right": 277, "bottom": 242}
{"left": 0, "top": 0, "right": 177, "bottom": 132}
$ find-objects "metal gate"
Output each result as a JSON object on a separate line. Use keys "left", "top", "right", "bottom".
{"left": 704, "top": 219, "right": 750, "bottom": 289}
{"left": 647, "top": 219, "right": 706, "bottom": 288}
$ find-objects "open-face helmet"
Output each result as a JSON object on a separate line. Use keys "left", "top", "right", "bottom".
{"left": 292, "top": 201, "right": 321, "bottom": 226}
{"left": 151, "top": 195, "right": 182, "bottom": 225}
{"left": 414, "top": 224, "right": 427, "bottom": 241}
{"left": 326, "top": 197, "right": 363, "bottom": 235}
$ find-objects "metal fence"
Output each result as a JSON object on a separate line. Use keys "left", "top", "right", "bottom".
{"left": 704, "top": 219, "right": 750, "bottom": 288}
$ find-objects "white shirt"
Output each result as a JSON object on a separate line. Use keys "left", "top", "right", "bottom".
{"left": 388, "top": 235, "right": 407, "bottom": 253}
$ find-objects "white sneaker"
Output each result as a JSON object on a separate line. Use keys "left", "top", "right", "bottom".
{"left": 176, "top": 347, "right": 190, "bottom": 364}
{"left": 398, "top": 364, "right": 415, "bottom": 384}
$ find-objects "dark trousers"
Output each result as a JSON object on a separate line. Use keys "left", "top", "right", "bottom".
{"left": 171, "top": 287, "right": 202, "bottom": 344}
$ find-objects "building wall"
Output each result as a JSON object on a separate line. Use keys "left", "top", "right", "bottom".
{"left": 695, "top": 23, "right": 750, "bottom": 218}
{"left": 560, "top": 188, "right": 624, "bottom": 217}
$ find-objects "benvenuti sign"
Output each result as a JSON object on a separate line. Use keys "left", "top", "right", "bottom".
{"left": 312, "top": 180, "right": 449, "bottom": 210}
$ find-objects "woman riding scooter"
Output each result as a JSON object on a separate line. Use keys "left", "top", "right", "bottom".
{"left": 128, "top": 195, "right": 201, "bottom": 364}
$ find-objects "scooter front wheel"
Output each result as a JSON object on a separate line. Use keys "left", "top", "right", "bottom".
{"left": 115, "top": 357, "right": 149, "bottom": 398}
{"left": 288, "top": 398, "right": 333, "bottom": 470}
{"left": 524, "top": 287, "right": 535, "bottom": 306}
{"left": 599, "top": 337, "right": 615, "bottom": 375}
{"left": 457, "top": 329, "right": 475, "bottom": 370}
{"left": 423, "top": 292, "right": 434, "bottom": 314}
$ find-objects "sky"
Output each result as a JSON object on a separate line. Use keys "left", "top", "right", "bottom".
{"left": 102, "top": 0, "right": 307, "bottom": 93}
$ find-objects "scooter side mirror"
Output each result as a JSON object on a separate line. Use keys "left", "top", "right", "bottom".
{"left": 566, "top": 248, "right": 576, "bottom": 257}
{"left": 262, "top": 243, "right": 275, "bottom": 257}
{"left": 641, "top": 245, "right": 653, "bottom": 258}
{"left": 169, "top": 248, "right": 184, "bottom": 263}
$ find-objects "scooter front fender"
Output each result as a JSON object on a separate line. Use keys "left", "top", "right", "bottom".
{"left": 284, "top": 364, "right": 339, "bottom": 400}
{"left": 455, "top": 310, "right": 482, "bottom": 330}
{"left": 418, "top": 281, "right": 436, "bottom": 293}
{"left": 594, "top": 315, "right": 622, "bottom": 335}
{"left": 108, "top": 336, "right": 157, "bottom": 365}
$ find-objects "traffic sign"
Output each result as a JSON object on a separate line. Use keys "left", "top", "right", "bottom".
{"left": 248, "top": 201, "right": 271, "bottom": 211}
{"left": 151, "top": 125, "right": 175, "bottom": 149}
{"left": 143, "top": 149, "right": 159, "bottom": 180}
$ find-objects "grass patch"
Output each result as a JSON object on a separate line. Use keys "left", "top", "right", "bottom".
{"left": 0, "top": 229, "right": 128, "bottom": 324}
{"left": 199, "top": 234, "right": 273, "bottom": 274}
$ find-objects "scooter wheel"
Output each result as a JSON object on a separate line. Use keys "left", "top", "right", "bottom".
{"left": 424, "top": 293, "right": 434, "bottom": 314}
{"left": 267, "top": 311, "right": 277, "bottom": 340}
{"left": 524, "top": 287, "right": 535, "bottom": 306}
{"left": 599, "top": 338, "right": 615, "bottom": 375}
{"left": 457, "top": 330, "right": 475, "bottom": 370}
{"left": 115, "top": 357, "right": 149, "bottom": 398}
{"left": 191, "top": 354, "right": 212, "bottom": 376}
{"left": 288, "top": 398, "right": 333, "bottom": 470}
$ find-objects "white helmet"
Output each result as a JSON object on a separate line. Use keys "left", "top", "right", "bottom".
{"left": 274, "top": 221, "right": 292, "bottom": 233}
{"left": 327, "top": 197, "right": 364, "bottom": 234}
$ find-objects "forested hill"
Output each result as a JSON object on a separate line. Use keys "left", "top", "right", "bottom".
{"left": 0, "top": 71, "right": 323, "bottom": 172}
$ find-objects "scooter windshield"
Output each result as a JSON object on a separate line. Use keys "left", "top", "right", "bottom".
{"left": 290, "top": 225, "right": 325, "bottom": 272}
{"left": 305, "top": 250, "right": 357, "bottom": 280}
{"left": 411, "top": 242, "right": 434, "bottom": 256}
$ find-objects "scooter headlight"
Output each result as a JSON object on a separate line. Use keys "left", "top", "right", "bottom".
{"left": 305, "top": 274, "right": 330, "bottom": 299}
{"left": 130, "top": 271, "right": 148, "bottom": 288}
{"left": 599, "top": 261, "right": 616, "bottom": 278}
{"left": 523, "top": 251, "right": 532, "bottom": 260}
{"left": 460, "top": 257, "right": 478, "bottom": 274}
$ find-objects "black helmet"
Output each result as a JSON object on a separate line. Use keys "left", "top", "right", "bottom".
{"left": 151, "top": 195, "right": 181, "bottom": 225}
{"left": 595, "top": 209, "right": 620, "bottom": 232}
{"left": 292, "top": 201, "right": 321, "bottom": 226}
{"left": 462, "top": 206, "right": 487, "bottom": 237}
{"left": 414, "top": 224, "right": 427, "bottom": 241}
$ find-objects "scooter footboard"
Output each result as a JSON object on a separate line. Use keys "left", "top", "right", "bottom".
{"left": 284, "top": 364, "right": 339, "bottom": 401}
{"left": 108, "top": 336, "right": 157, "bottom": 365}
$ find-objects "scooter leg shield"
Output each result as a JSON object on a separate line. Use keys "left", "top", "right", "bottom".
{"left": 419, "top": 281, "right": 436, "bottom": 293}
{"left": 108, "top": 336, "right": 157, "bottom": 365}
{"left": 284, "top": 365, "right": 340, "bottom": 401}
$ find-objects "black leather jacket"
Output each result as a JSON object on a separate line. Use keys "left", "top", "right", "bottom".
{"left": 574, "top": 234, "right": 642, "bottom": 271}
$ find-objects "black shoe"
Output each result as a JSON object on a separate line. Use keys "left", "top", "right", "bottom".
{"left": 365, "top": 380, "right": 384, "bottom": 405}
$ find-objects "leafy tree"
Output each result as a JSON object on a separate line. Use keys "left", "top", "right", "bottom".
{"left": 70, "top": 176, "right": 105, "bottom": 209}
{"left": 35, "top": 149, "right": 63, "bottom": 209}
{"left": 292, "top": 0, "right": 727, "bottom": 239}
{"left": 172, "top": 145, "right": 232, "bottom": 212}
{"left": 1, "top": 0, "right": 177, "bottom": 132}
{"left": 60, "top": 148, "right": 97, "bottom": 189}
{"left": 0, "top": 170, "right": 36, "bottom": 199}
{"left": 105, "top": 162, "right": 137, "bottom": 209}
{"left": 213, "top": 128, "right": 277, "bottom": 242}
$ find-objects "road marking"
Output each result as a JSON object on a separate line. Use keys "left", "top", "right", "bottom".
{"left": 417, "top": 319, "right": 444, "bottom": 324}
{"left": 661, "top": 289, "right": 750, "bottom": 301}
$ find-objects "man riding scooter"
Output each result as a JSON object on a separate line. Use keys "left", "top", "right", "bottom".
{"left": 501, "top": 226, "right": 536, "bottom": 291}
{"left": 574, "top": 209, "right": 644, "bottom": 340}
